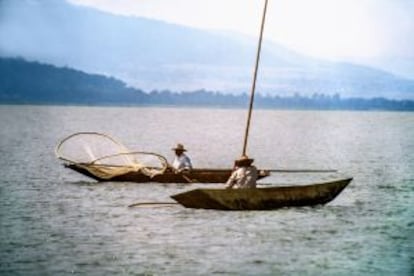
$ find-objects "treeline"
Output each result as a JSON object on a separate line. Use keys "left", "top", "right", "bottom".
{"left": 255, "top": 93, "right": 414, "bottom": 111}
{"left": 147, "top": 89, "right": 414, "bottom": 111}
{"left": 1, "top": 57, "right": 413, "bottom": 111}
{"left": 0, "top": 57, "right": 148, "bottom": 104}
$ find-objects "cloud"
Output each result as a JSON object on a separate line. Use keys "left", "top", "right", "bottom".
{"left": 3, "top": 0, "right": 413, "bottom": 78}
{"left": 66, "top": 0, "right": 413, "bottom": 60}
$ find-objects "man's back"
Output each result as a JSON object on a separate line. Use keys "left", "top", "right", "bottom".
{"left": 172, "top": 153, "right": 192, "bottom": 171}
{"left": 226, "top": 166, "right": 257, "bottom": 188}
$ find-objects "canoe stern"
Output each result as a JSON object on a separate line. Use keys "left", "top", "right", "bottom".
{"left": 171, "top": 178, "right": 353, "bottom": 210}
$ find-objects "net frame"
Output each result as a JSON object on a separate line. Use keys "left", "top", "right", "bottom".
{"left": 55, "top": 132, "right": 169, "bottom": 178}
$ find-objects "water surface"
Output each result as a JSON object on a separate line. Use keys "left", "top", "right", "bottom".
{"left": 0, "top": 105, "right": 413, "bottom": 275}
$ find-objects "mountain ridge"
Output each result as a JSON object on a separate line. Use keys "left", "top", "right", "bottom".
{"left": 1, "top": 57, "right": 413, "bottom": 111}
{"left": 0, "top": 0, "right": 413, "bottom": 99}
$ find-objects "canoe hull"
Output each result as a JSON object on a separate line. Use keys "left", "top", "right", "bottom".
{"left": 64, "top": 164, "right": 269, "bottom": 183}
{"left": 171, "top": 178, "right": 352, "bottom": 210}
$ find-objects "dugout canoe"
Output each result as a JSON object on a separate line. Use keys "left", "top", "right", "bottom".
{"left": 64, "top": 163, "right": 270, "bottom": 183}
{"left": 170, "top": 178, "right": 352, "bottom": 210}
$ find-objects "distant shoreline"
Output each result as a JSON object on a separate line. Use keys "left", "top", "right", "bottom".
{"left": 1, "top": 102, "right": 413, "bottom": 112}
{"left": 2, "top": 57, "right": 413, "bottom": 112}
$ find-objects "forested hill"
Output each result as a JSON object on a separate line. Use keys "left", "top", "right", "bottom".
{"left": 1, "top": 57, "right": 413, "bottom": 111}
{"left": 0, "top": 57, "right": 148, "bottom": 104}
{"left": 2, "top": 0, "right": 414, "bottom": 99}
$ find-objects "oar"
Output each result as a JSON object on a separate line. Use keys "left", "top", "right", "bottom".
{"left": 166, "top": 162, "right": 197, "bottom": 183}
{"left": 266, "top": 169, "right": 337, "bottom": 173}
{"left": 182, "top": 173, "right": 200, "bottom": 183}
{"left": 128, "top": 202, "right": 178, "bottom": 208}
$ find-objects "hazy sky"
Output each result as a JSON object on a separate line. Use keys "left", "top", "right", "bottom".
{"left": 68, "top": 0, "right": 414, "bottom": 63}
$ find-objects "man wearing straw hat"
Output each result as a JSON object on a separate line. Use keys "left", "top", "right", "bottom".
{"left": 225, "top": 155, "right": 258, "bottom": 189}
{"left": 171, "top": 143, "right": 192, "bottom": 172}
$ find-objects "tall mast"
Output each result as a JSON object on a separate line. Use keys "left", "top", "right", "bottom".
{"left": 242, "top": 0, "right": 269, "bottom": 156}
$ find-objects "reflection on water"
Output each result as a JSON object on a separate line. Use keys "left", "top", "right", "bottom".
{"left": 0, "top": 105, "right": 413, "bottom": 275}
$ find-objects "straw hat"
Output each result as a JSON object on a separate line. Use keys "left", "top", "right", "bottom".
{"left": 172, "top": 143, "right": 187, "bottom": 152}
{"left": 235, "top": 155, "right": 254, "bottom": 166}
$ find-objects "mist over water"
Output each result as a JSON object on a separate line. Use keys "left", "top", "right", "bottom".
{"left": 0, "top": 105, "right": 413, "bottom": 275}
{"left": 2, "top": 0, "right": 414, "bottom": 99}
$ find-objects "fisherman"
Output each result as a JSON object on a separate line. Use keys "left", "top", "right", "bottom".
{"left": 225, "top": 155, "right": 258, "bottom": 189}
{"left": 171, "top": 143, "right": 192, "bottom": 172}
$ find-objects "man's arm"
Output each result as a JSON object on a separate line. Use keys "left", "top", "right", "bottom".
{"left": 180, "top": 155, "right": 192, "bottom": 171}
{"left": 225, "top": 170, "right": 238, "bottom": 189}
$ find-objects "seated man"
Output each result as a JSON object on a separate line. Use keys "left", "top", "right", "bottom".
{"left": 171, "top": 143, "right": 192, "bottom": 172}
{"left": 225, "top": 155, "right": 258, "bottom": 189}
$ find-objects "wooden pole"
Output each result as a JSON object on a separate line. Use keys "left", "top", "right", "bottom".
{"left": 128, "top": 202, "right": 178, "bottom": 208}
{"left": 242, "top": 0, "right": 269, "bottom": 156}
{"left": 266, "top": 169, "right": 337, "bottom": 173}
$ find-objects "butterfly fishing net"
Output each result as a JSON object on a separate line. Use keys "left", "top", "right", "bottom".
{"left": 55, "top": 132, "right": 168, "bottom": 179}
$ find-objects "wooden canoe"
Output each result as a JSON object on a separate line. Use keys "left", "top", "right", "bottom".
{"left": 170, "top": 178, "right": 352, "bottom": 210}
{"left": 64, "top": 163, "right": 270, "bottom": 183}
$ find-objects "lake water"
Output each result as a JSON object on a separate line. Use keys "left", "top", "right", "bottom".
{"left": 0, "top": 105, "right": 413, "bottom": 275}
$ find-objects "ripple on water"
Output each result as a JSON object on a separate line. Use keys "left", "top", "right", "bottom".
{"left": 0, "top": 106, "right": 413, "bottom": 275}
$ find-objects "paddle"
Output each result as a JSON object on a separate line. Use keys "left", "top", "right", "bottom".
{"left": 166, "top": 162, "right": 197, "bottom": 183}
{"left": 128, "top": 202, "right": 178, "bottom": 208}
{"left": 183, "top": 174, "right": 196, "bottom": 183}
{"left": 265, "top": 169, "right": 337, "bottom": 173}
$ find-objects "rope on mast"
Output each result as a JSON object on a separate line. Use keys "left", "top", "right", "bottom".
{"left": 242, "top": 0, "right": 269, "bottom": 156}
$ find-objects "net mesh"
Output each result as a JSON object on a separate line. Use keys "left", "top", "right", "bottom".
{"left": 55, "top": 132, "right": 168, "bottom": 179}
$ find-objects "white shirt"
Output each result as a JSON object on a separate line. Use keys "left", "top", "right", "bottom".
{"left": 225, "top": 166, "right": 258, "bottom": 189}
{"left": 172, "top": 153, "right": 192, "bottom": 171}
